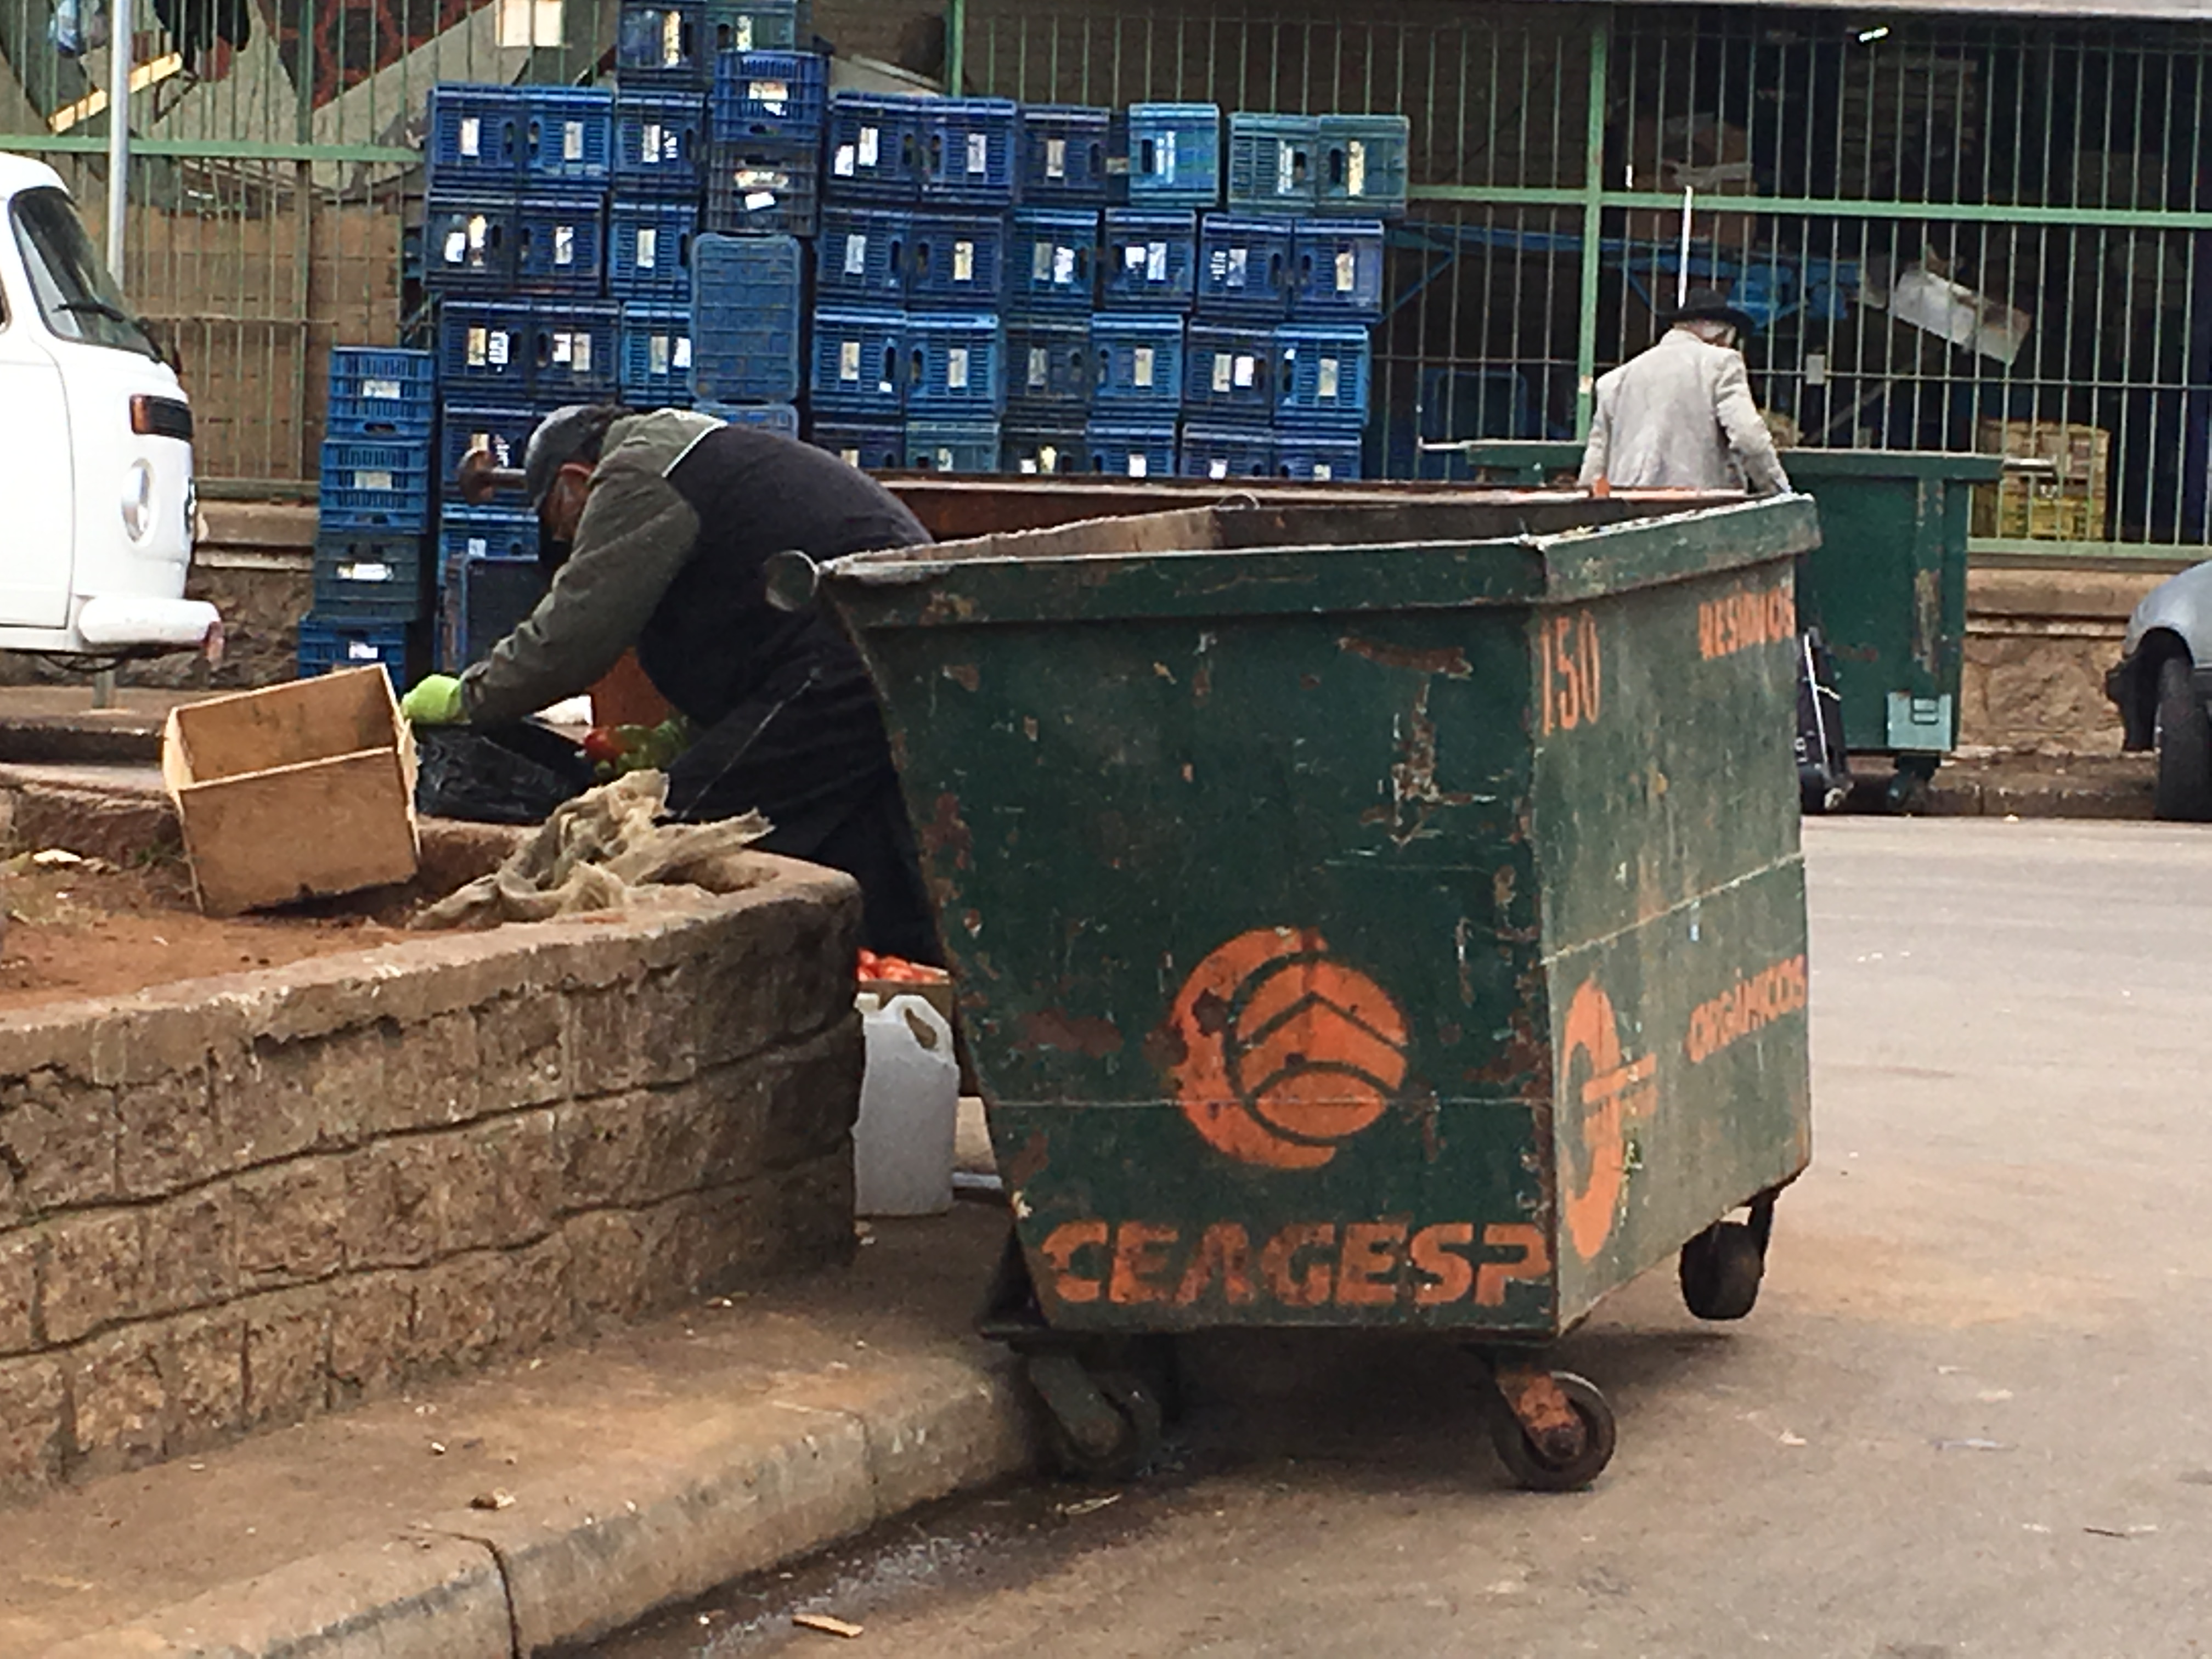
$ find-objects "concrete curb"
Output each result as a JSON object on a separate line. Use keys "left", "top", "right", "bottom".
{"left": 36, "top": 1353, "right": 1034, "bottom": 1658}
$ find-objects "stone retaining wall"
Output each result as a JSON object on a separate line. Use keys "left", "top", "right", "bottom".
{"left": 0, "top": 854, "right": 863, "bottom": 1496}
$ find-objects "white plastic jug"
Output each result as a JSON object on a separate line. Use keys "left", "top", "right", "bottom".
{"left": 853, "top": 992, "right": 961, "bottom": 1217}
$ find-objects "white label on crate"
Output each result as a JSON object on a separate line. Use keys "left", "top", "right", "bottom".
{"left": 467, "top": 536, "right": 489, "bottom": 557}
{"left": 735, "top": 14, "right": 753, "bottom": 48}
{"left": 1233, "top": 353, "right": 1256, "bottom": 388}
{"left": 552, "top": 331, "right": 573, "bottom": 364}
{"left": 1127, "top": 452, "right": 1148, "bottom": 477}
{"left": 1033, "top": 243, "right": 1055, "bottom": 282}
{"left": 642, "top": 121, "right": 665, "bottom": 162}
{"left": 1018, "top": 456, "right": 1040, "bottom": 474}
{"left": 661, "top": 9, "right": 682, "bottom": 64}
{"left": 1226, "top": 247, "right": 1250, "bottom": 287}
{"left": 840, "top": 340, "right": 862, "bottom": 382}
{"left": 1046, "top": 136, "right": 1067, "bottom": 180}
{"left": 674, "top": 335, "right": 692, "bottom": 368}
{"left": 840, "top": 447, "right": 861, "bottom": 465}
{"left": 555, "top": 223, "right": 576, "bottom": 265}
{"left": 1210, "top": 352, "right": 1232, "bottom": 394}
{"left": 444, "top": 229, "right": 469, "bottom": 265}
{"left": 1277, "top": 143, "right": 1297, "bottom": 196}
{"left": 1124, "top": 245, "right": 1146, "bottom": 273}
{"left": 460, "top": 116, "right": 482, "bottom": 157}
{"left": 1209, "top": 458, "right": 1229, "bottom": 479}
{"left": 954, "top": 240, "right": 975, "bottom": 281}
{"left": 1158, "top": 131, "right": 1176, "bottom": 178}
{"left": 834, "top": 143, "right": 858, "bottom": 177}
{"left": 966, "top": 132, "right": 989, "bottom": 174}
{"left": 467, "top": 328, "right": 489, "bottom": 366}
{"left": 573, "top": 334, "right": 592, "bottom": 373}
{"left": 1028, "top": 346, "right": 1048, "bottom": 388}
{"left": 1336, "top": 251, "right": 1356, "bottom": 292}
{"left": 348, "top": 641, "right": 379, "bottom": 661}
{"left": 363, "top": 377, "right": 402, "bottom": 401}
{"left": 339, "top": 562, "right": 393, "bottom": 583}
{"left": 752, "top": 80, "right": 791, "bottom": 114}
{"left": 859, "top": 126, "right": 881, "bottom": 167}
{"left": 564, "top": 119, "right": 585, "bottom": 161}
{"left": 936, "top": 447, "right": 955, "bottom": 469}
{"left": 1051, "top": 245, "right": 1075, "bottom": 285}
{"left": 637, "top": 226, "right": 658, "bottom": 268}
{"left": 488, "top": 329, "right": 510, "bottom": 366}
{"left": 1314, "top": 462, "right": 1334, "bottom": 481}
{"left": 844, "top": 233, "right": 868, "bottom": 276}
{"left": 1347, "top": 140, "right": 1368, "bottom": 196}
{"left": 1146, "top": 240, "right": 1168, "bottom": 281}
{"left": 1318, "top": 357, "right": 1340, "bottom": 399}
{"left": 947, "top": 346, "right": 970, "bottom": 390}
{"left": 650, "top": 335, "right": 670, "bottom": 376}
{"left": 356, "top": 469, "right": 394, "bottom": 491}
{"left": 743, "top": 190, "right": 778, "bottom": 211}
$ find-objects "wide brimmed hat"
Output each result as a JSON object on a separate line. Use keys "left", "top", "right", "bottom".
{"left": 1666, "top": 287, "right": 1755, "bottom": 333}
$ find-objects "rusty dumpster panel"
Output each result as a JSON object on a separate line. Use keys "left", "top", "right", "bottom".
{"left": 825, "top": 495, "right": 1820, "bottom": 1338}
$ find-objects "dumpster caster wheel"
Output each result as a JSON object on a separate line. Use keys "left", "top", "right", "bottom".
{"left": 1486, "top": 1369, "right": 1616, "bottom": 1493}
{"left": 1680, "top": 1221, "right": 1765, "bottom": 1321}
{"left": 1887, "top": 759, "right": 1938, "bottom": 815}
{"left": 1028, "top": 1355, "right": 1163, "bottom": 1483}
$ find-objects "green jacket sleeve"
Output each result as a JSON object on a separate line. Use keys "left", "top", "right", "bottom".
{"left": 457, "top": 460, "right": 701, "bottom": 726}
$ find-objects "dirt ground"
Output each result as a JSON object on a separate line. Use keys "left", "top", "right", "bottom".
{"left": 0, "top": 856, "right": 410, "bottom": 1012}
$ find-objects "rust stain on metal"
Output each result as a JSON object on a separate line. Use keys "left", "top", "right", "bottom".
{"left": 1339, "top": 636, "right": 1475, "bottom": 678}
{"left": 1381, "top": 680, "right": 1476, "bottom": 847}
{"left": 1008, "top": 1131, "right": 1051, "bottom": 1187}
{"left": 943, "top": 662, "right": 980, "bottom": 691}
{"left": 1300, "top": 673, "right": 1322, "bottom": 691}
{"left": 1142, "top": 1019, "right": 1190, "bottom": 1073}
{"left": 1015, "top": 1008, "right": 1126, "bottom": 1058}
{"left": 1494, "top": 1362, "right": 1585, "bottom": 1462}
{"left": 1394, "top": 1081, "right": 1444, "bottom": 1163}
{"left": 1454, "top": 916, "right": 1476, "bottom": 1007}
{"left": 920, "top": 589, "right": 978, "bottom": 626}
{"left": 921, "top": 792, "right": 974, "bottom": 872}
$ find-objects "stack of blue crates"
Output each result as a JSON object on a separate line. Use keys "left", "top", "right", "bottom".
{"left": 305, "top": 347, "right": 438, "bottom": 679}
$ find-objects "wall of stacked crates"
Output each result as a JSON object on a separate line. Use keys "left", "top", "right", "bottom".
{"left": 306, "top": 0, "right": 1412, "bottom": 678}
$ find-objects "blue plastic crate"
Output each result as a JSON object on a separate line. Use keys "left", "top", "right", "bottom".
{"left": 527, "top": 300, "right": 622, "bottom": 397}
{"left": 608, "top": 199, "right": 696, "bottom": 297}
{"left": 619, "top": 303, "right": 695, "bottom": 403}
{"left": 613, "top": 91, "right": 708, "bottom": 196}
{"left": 1289, "top": 218, "right": 1385, "bottom": 321}
{"left": 1226, "top": 112, "right": 1319, "bottom": 211}
{"left": 421, "top": 195, "right": 517, "bottom": 291}
{"left": 1084, "top": 419, "right": 1177, "bottom": 478}
{"left": 811, "top": 421, "right": 903, "bottom": 471}
{"left": 691, "top": 233, "right": 803, "bottom": 402}
{"left": 523, "top": 87, "right": 614, "bottom": 189}
{"left": 318, "top": 438, "right": 432, "bottom": 532}
{"left": 1002, "top": 425, "right": 1087, "bottom": 475}
{"left": 904, "top": 420, "right": 1000, "bottom": 473}
{"left": 817, "top": 206, "right": 911, "bottom": 304}
{"left": 1005, "top": 318, "right": 1091, "bottom": 414}
{"left": 439, "top": 555, "right": 548, "bottom": 673}
{"left": 907, "top": 211, "right": 1007, "bottom": 309}
{"left": 696, "top": 399, "right": 800, "bottom": 437}
{"left": 1197, "top": 213, "right": 1295, "bottom": 320}
{"left": 426, "top": 84, "right": 525, "bottom": 192}
{"left": 1274, "top": 422, "right": 1364, "bottom": 480}
{"left": 1272, "top": 323, "right": 1372, "bottom": 425}
{"left": 712, "top": 49, "right": 827, "bottom": 141}
{"left": 809, "top": 307, "right": 905, "bottom": 416}
{"left": 905, "top": 312, "right": 1002, "bottom": 414}
{"left": 617, "top": 0, "right": 710, "bottom": 88}
{"left": 1179, "top": 422, "right": 1273, "bottom": 481}
{"left": 1316, "top": 113, "right": 1410, "bottom": 216}
{"left": 328, "top": 347, "right": 436, "bottom": 437}
{"left": 704, "top": 0, "right": 800, "bottom": 53}
{"left": 438, "top": 403, "right": 541, "bottom": 490}
{"left": 1089, "top": 313, "right": 1183, "bottom": 412}
{"left": 515, "top": 195, "right": 607, "bottom": 294}
{"left": 1127, "top": 103, "right": 1221, "bottom": 206}
{"left": 313, "top": 532, "right": 429, "bottom": 622}
{"left": 919, "top": 98, "right": 1017, "bottom": 207}
{"left": 297, "top": 613, "right": 413, "bottom": 681}
{"left": 826, "top": 94, "right": 925, "bottom": 202}
{"left": 1183, "top": 324, "right": 1277, "bottom": 419}
{"left": 1006, "top": 208, "right": 1098, "bottom": 316}
{"left": 437, "top": 505, "right": 539, "bottom": 578}
{"left": 1017, "top": 105, "right": 1115, "bottom": 205}
{"left": 702, "top": 138, "right": 817, "bottom": 235}
{"left": 1100, "top": 208, "right": 1196, "bottom": 311}
{"left": 437, "top": 297, "right": 534, "bottom": 395}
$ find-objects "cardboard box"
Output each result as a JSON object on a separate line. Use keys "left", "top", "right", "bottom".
{"left": 1972, "top": 420, "right": 2111, "bottom": 541}
{"left": 1889, "top": 268, "right": 2032, "bottom": 366}
{"left": 162, "top": 668, "right": 420, "bottom": 915}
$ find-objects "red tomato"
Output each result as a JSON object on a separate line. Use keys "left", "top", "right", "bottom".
{"left": 582, "top": 727, "right": 626, "bottom": 764}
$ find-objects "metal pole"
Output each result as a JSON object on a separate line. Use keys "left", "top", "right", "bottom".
{"left": 93, "top": 0, "right": 133, "bottom": 713}
{"left": 1575, "top": 8, "right": 1611, "bottom": 439}
{"left": 943, "top": 0, "right": 966, "bottom": 95}
{"left": 1677, "top": 185, "right": 1694, "bottom": 306}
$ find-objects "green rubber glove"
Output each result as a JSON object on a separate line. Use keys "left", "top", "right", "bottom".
{"left": 399, "top": 674, "right": 465, "bottom": 726}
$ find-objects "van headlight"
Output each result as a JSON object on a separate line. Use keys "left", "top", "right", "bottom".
{"left": 122, "top": 461, "right": 155, "bottom": 541}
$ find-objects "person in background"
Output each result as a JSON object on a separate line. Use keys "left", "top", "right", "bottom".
{"left": 399, "top": 404, "right": 941, "bottom": 963}
{"left": 1579, "top": 288, "right": 1792, "bottom": 497}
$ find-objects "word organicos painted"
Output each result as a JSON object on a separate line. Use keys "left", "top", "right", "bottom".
{"left": 1685, "top": 953, "right": 1810, "bottom": 1063}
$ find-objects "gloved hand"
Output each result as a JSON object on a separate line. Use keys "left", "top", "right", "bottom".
{"left": 399, "top": 674, "right": 465, "bottom": 726}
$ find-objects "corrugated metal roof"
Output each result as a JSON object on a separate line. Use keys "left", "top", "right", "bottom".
{"left": 1610, "top": 1, "right": 2212, "bottom": 18}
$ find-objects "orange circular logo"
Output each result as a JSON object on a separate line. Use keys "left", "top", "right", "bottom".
{"left": 1560, "top": 979, "right": 1658, "bottom": 1260}
{"left": 1166, "top": 928, "right": 1410, "bottom": 1170}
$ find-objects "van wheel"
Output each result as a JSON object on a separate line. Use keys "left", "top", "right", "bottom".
{"left": 2154, "top": 657, "right": 2212, "bottom": 821}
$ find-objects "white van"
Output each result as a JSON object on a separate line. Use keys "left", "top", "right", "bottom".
{"left": 0, "top": 153, "right": 219, "bottom": 659}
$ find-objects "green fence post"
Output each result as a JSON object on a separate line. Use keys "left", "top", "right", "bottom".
{"left": 945, "top": 0, "right": 966, "bottom": 94}
{"left": 1576, "top": 7, "right": 1611, "bottom": 441}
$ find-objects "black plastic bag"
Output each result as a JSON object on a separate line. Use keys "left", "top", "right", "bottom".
{"left": 413, "top": 723, "right": 595, "bottom": 825}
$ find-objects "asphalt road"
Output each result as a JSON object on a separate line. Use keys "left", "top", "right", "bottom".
{"left": 599, "top": 818, "right": 2212, "bottom": 1659}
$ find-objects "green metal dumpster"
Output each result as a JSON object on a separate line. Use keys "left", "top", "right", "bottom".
{"left": 814, "top": 492, "right": 1821, "bottom": 1489}
{"left": 1455, "top": 443, "right": 2004, "bottom": 804}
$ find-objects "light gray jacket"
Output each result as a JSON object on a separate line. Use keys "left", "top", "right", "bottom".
{"left": 1578, "top": 329, "right": 1791, "bottom": 495}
